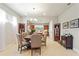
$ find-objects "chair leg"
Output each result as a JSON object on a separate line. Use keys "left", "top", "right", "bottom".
{"left": 31, "top": 48, "right": 41, "bottom": 56}
{"left": 18, "top": 47, "right": 19, "bottom": 51}
{"left": 18, "top": 45, "right": 20, "bottom": 51}
{"left": 40, "top": 48, "right": 41, "bottom": 55}
{"left": 45, "top": 41, "right": 46, "bottom": 46}
{"left": 31, "top": 49, "right": 33, "bottom": 56}
{"left": 20, "top": 46, "right": 22, "bottom": 54}
{"left": 45, "top": 43, "right": 46, "bottom": 46}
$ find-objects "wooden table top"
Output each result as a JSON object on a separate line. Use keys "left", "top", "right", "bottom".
{"left": 24, "top": 35, "right": 32, "bottom": 39}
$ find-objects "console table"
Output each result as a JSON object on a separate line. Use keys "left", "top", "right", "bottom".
{"left": 61, "top": 35, "right": 73, "bottom": 49}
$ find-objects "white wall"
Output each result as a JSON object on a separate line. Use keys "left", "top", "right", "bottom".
{"left": 49, "top": 20, "right": 53, "bottom": 39}
{"left": 0, "top": 8, "right": 7, "bottom": 50}
{"left": 0, "top": 4, "right": 20, "bottom": 51}
{"left": 5, "top": 15, "right": 18, "bottom": 46}
{"left": 58, "top": 4, "right": 79, "bottom": 52}
{"left": 0, "top": 23, "right": 5, "bottom": 50}
{"left": 49, "top": 17, "right": 58, "bottom": 40}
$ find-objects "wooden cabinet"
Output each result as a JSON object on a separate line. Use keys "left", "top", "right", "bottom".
{"left": 18, "top": 23, "right": 25, "bottom": 33}
{"left": 44, "top": 25, "right": 49, "bottom": 36}
{"left": 54, "top": 24, "right": 60, "bottom": 41}
{"left": 61, "top": 35, "right": 73, "bottom": 49}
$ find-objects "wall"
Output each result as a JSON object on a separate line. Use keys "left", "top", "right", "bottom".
{"left": 0, "top": 8, "right": 7, "bottom": 50}
{"left": 0, "top": 23, "right": 5, "bottom": 50}
{"left": 49, "top": 17, "right": 58, "bottom": 40}
{"left": 58, "top": 4, "right": 79, "bottom": 52}
{"left": 0, "top": 4, "right": 20, "bottom": 51}
{"left": 5, "top": 16, "right": 18, "bottom": 46}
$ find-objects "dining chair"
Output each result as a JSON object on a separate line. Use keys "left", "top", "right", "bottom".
{"left": 16, "top": 33, "right": 27, "bottom": 53}
{"left": 22, "top": 32, "right": 27, "bottom": 38}
{"left": 31, "top": 34, "right": 42, "bottom": 56}
{"left": 41, "top": 33, "right": 47, "bottom": 46}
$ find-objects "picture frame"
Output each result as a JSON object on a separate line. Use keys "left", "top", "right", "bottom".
{"left": 70, "top": 18, "right": 79, "bottom": 28}
{"left": 63, "top": 22, "right": 69, "bottom": 29}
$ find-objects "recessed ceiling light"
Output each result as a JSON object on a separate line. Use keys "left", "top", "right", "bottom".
{"left": 33, "top": 8, "right": 35, "bottom": 10}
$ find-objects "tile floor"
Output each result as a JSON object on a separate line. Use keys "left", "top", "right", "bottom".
{"left": 0, "top": 37, "right": 79, "bottom": 56}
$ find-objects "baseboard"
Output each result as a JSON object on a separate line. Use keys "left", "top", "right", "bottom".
{"left": 73, "top": 48, "right": 79, "bottom": 53}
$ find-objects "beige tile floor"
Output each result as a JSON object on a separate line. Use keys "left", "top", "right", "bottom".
{"left": 0, "top": 37, "right": 79, "bottom": 56}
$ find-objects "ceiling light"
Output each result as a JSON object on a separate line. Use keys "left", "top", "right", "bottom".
{"left": 34, "top": 18, "right": 37, "bottom": 22}
{"left": 30, "top": 18, "right": 37, "bottom": 22}
{"left": 33, "top": 8, "right": 35, "bottom": 10}
{"left": 30, "top": 18, "right": 33, "bottom": 21}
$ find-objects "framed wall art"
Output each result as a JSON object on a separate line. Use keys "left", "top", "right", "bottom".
{"left": 63, "top": 22, "right": 69, "bottom": 29}
{"left": 70, "top": 18, "right": 79, "bottom": 28}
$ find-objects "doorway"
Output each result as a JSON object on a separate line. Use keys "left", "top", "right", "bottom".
{"left": 54, "top": 23, "right": 60, "bottom": 41}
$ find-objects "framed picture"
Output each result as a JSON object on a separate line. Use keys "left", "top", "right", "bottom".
{"left": 70, "top": 18, "right": 79, "bottom": 28}
{"left": 63, "top": 22, "right": 69, "bottom": 29}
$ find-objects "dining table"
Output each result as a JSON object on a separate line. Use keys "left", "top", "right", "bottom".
{"left": 24, "top": 35, "right": 32, "bottom": 42}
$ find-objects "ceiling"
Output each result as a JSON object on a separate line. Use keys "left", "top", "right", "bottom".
{"left": 5, "top": 3, "right": 73, "bottom": 17}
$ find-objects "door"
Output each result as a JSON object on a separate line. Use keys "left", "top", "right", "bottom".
{"left": 54, "top": 24, "right": 60, "bottom": 41}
